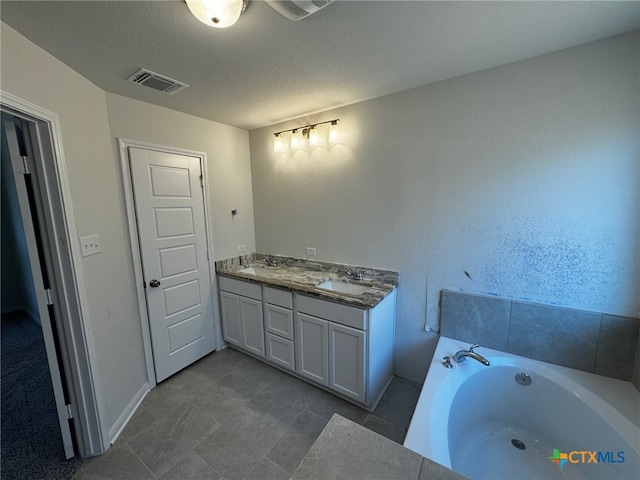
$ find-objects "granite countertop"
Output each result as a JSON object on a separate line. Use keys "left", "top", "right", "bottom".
{"left": 215, "top": 254, "right": 398, "bottom": 309}
{"left": 292, "top": 414, "right": 467, "bottom": 480}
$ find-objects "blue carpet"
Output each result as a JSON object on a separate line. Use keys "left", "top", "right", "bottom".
{"left": 1, "top": 311, "right": 83, "bottom": 479}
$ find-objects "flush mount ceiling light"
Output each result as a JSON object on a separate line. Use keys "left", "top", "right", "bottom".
{"left": 273, "top": 119, "right": 339, "bottom": 152}
{"left": 186, "top": 0, "right": 248, "bottom": 28}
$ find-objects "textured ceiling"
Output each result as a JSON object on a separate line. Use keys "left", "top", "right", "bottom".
{"left": 1, "top": 1, "right": 638, "bottom": 130}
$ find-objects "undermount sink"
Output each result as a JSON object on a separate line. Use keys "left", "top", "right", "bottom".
{"left": 316, "top": 279, "right": 371, "bottom": 295}
{"left": 237, "top": 266, "right": 276, "bottom": 276}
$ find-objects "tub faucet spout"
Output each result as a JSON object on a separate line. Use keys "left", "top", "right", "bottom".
{"left": 454, "top": 344, "right": 490, "bottom": 366}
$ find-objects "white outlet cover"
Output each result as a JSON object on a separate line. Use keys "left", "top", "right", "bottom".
{"left": 306, "top": 247, "right": 317, "bottom": 256}
{"left": 237, "top": 244, "right": 247, "bottom": 253}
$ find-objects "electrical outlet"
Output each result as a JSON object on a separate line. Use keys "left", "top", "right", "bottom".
{"left": 306, "top": 247, "right": 316, "bottom": 256}
{"left": 80, "top": 234, "right": 101, "bottom": 257}
{"left": 237, "top": 244, "right": 246, "bottom": 253}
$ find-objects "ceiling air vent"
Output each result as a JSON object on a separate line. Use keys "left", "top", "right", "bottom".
{"left": 126, "top": 68, "right": 189, "bottom": 95}
{"left": 265, "top": 0, "right": 334, "bottom": 21}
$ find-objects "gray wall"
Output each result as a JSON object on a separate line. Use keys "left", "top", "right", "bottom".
{"left": 249, "top": 32, "right": 640, "bottom": 384}
{"left": 1, "top": 24, "right": 256, "bottom": 439}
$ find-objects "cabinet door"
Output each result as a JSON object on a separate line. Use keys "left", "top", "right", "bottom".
{"left": 240, "top": 296, "right": 265, "bottom": 357}
{"left": 296, "top": 313, "right": 329, "bottom": 386}
{"left": 220, "top": 291, "right": 242, "bottom": 347}
{"left": 329, "top": 323, "right": 366, "bottom": 402}
{"left": 265, "top": 303, "right": 294, "bottom": 340}
{"left": 266, "top": 333, "right": 295, "bottom": 371}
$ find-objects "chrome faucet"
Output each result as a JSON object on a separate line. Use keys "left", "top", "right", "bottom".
{"left": 263, "top": 256, "right": 277, "bottom": 267}
{"left": 345, "top": 268, "right": 363, "bottom": 281}
{"left": 454, "top": 344, "right": 490, "bottom": 366}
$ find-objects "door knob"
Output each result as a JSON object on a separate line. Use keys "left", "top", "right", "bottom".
{"left": 149, "top": 279, "right": 161, "bottom": 288}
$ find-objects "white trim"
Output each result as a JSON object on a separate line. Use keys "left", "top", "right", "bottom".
{"left": 108, "top": 383, "right": 150, "bottom": 444}
{"left": 118, "top": 138, "right": 223, "bottom": 388}
{"left": 0, "top": 90, "right": 107, "bottom": 456}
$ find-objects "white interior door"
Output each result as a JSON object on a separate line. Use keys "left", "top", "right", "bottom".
{"left": 4, "top": 119, "right": 75, "bottom": 459}
{"left": 129, "top": 147, "right": 215, "bottom": 382}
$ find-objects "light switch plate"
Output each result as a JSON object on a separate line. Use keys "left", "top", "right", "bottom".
{"left": 306, "top": 247, "right": 317, "bottom": 256}
{"left": 80, "top": 234, "right": 101, "bottom": 257}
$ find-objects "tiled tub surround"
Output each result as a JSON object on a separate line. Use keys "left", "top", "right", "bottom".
{"left": 440, "top": 290, "right": 640, "bottom": 382}
{"left": 215, "top": 254, "right": 398, "bottom": 308}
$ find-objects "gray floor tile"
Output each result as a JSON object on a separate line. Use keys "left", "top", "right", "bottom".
{"left": 216, "top": 372, "right": 265, "bottom": 398}
{"left": 372, "top": 377, "right": 420, "bottom": 430}
{"left": 190, "top": 382, "right": 253, "bottom": 424}
{"left": 112, "top": 404, "right": 159, "bottom": 447}
{"left": 246, "top": 375, "right": 320, "bottom": 428}
{"left": 363, "top": 414, "right": 406, "bottom": 444}
{"left": 306, "top": 390, "right": 369, "bottom": 425}
{"left": 141, "top": 371, "right": 209, "bottom": 418}
{"left": 292, "top": 414, "right": 423, "bottom": 480}
{"left": 267, "top": 410, "right": 328, "bottom": 473}
{"left": 233, "top": 357, "right": 282, "bottom": 387}
{"left": 194, "top": 406, "right": 286, "bottom": 480}
{"left": 128, "top": 402, "right": 221, "bottom": 477}
{"left": 157, "top": 451, "right": 223, "bottom": 480}
{"left": 72, "top": 444, "right": 154, "bottom": 480}
{"left": 187, "top": 348, "right": 244, "bottom": 383}
{"left": 246, "top": 457, "right": 291, "bottom": 480}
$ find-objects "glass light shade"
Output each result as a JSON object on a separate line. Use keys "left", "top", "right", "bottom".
{"left": 308, "top": 126, "right": 319, "bottom": 146}
{"left": 273, "top": 134, "right": 283, "bottom": 152}
{"left": 290, "top": 130, "right": 300, "bottom": 149}
{"left": 186, "top": 0, "right": 244, "bottom": 28}
{"left": 329, "top": 121, "right": 339, "bottom": 143}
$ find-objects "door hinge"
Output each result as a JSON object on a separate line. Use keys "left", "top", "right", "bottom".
{"left": 66, "top": 404, "right": 75, "bottom": 420}
{"left": 199, "top": 174, "right": 204, "bottom": 187}
{"left": 11, "top": 155, "right": 30, "bottom": 175}
{"left": 45, "top": 288, "right": 54, "bottom": 306}
{"left": 22, "top": 156, "right": 31, "bottom": 175}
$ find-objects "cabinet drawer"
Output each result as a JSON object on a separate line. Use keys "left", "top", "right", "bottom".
{"left": 264, "top": 287, "right": 293, "bottom": 309}
{"left": 297, "top": 295, "right": 367, "bottom": 330}
{"left": 218, "top": 276, "right": 262, "bottom": 300}
{"left": 265, "top": 303, "right": 294, "bottom": 340}
{"left": 266, "top": 333, "right": 295, "bottom": 371}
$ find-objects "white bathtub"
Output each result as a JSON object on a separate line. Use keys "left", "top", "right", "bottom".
{"left": 404, "top": 336, "right": 640, "bottom": 479}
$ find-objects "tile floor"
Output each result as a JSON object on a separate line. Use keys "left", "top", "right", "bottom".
{"left": 74, "top": 347, "right": 422, "bottom": 480}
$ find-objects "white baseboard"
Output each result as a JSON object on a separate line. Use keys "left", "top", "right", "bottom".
{"left": 108, "top": 383, "right": 150, "bottom": 445}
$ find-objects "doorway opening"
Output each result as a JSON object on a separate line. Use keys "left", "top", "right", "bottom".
{"left": 1, "top": 113, "right": 82, "bottom": 477}
{"left": 1, "top": 92, "right": 106, "bottom": 462}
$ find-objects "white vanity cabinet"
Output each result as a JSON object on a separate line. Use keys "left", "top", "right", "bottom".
{"left": 295, "top": 290, "right": 396, "bottom": 407}
{"left": 264, "top": 287, "right": 295, "bottom": 371}
{"left": 219, "top": 276, "right": 265, "bottom": 358}
{"left": 218, "top": 273, "right": 396, "bottom": 410}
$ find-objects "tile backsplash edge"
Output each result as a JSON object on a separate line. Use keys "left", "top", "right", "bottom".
{"left": 439, "top": 289, "right": 640, "bottom": 384}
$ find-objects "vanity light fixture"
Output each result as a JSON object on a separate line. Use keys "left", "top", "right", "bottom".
{"left": 186, "top": 0, "right": 248, "bottom": 29}
{"left": 273, "top": 119, "right": 339, "bottom": 152}
{"left": 329, "top": 120, "right": 339, "bottom": 144}
{"left": 290, "top": 129, "right": 300, "bottom": 149}
{"left": 273, "top": 133, "right": 283, "bottom": 152}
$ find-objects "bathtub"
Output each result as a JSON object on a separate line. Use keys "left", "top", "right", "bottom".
{"left": 404, "top": 336, "right": 640, "bottom": 479}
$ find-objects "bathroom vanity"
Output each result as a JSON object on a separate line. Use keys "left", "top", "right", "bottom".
{"left": 216, "top": 255, "right": 398, "bottom": 411}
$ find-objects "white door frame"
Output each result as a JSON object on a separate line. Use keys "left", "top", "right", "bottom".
{"left": 118, "top": 138, "right": 223, "bottom": 387}
{"left": 0, "top": 91, "right": 107, "bottom": 456}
